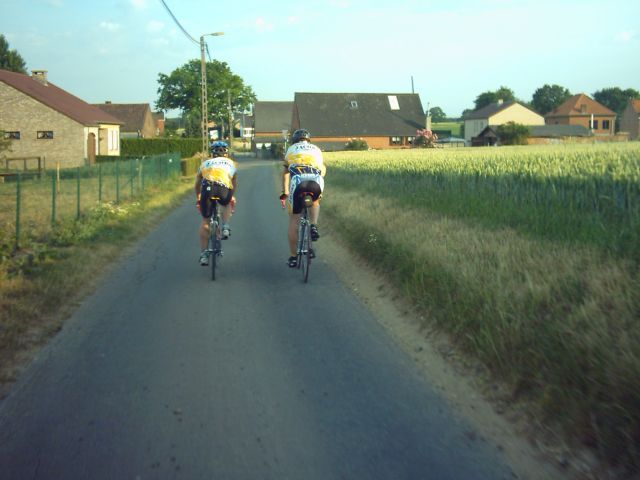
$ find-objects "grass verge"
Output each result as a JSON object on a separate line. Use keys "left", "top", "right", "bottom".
{"left": 0, "top": 178, "right": 193, "bottom": 399}
{"left": 322, "top": 175, "right": 640, "bottom": 476}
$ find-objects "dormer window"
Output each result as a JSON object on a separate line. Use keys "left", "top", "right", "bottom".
{"left": 350, "top": 100, "right": 358, "bottom": 109}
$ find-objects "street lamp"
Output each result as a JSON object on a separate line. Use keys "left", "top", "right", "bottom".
{"left": 200, "top": 31, "right": 224, "bottom": 159}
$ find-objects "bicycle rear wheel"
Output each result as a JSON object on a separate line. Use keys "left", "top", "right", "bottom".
{"left": 300, "top": 220, "right": 311, "bottom": 283}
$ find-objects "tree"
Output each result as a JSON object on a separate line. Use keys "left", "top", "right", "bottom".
{"left": 496, "top": 122, "right": 529, "bottom": 145}
{"left": 156, "top": 59, "right": 256, "bottom": 133}
{"left": 531, "top": 84, "right": 572, "bottom": 114}
{"left": 428, "top": 106, "right": 446, "bottom": 122}
{"left": 474, "top": 86, "right": 516, "bottom": 110}
{"left": 0, "top": 34, "right": 27, "bottom": 74}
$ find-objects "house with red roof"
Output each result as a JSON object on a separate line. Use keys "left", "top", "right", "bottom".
{"left": 545, "top": 93, "right": 616, "bottom": 136}
{"left": 93, "top": 102, "right": 160, "bottom": 138}
{"left": 0, "top": 69, "right": 122, "bottom": 169}
{"left": 620, "top": 98, "right": 640, "bottom": 140}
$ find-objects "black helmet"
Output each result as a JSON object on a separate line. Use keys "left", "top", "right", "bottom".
{"left": 291, "top": 129, "right": 311, "bottom": 144}
{"left": 210, "top": 140, "right": 229, "bottom": 156}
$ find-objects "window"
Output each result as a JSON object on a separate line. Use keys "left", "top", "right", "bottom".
{"left": 390, "top": 136, "right": 402, "bottom": 145}
{"left": 4, "top": 131, "right": 20, "bottom": 139}
{"left": 592, "top": 120, "right": 599, "bottom": 129}
{"left": 37, "top": 131, "right": 54, "bottom": 139}
{"left": 350, "top": 100, "right": 358, "bottom": 109}
{"left": 406, "top": 136, "right": 416, "bottom": 145}
{"left": 388, "top": 95, "right": 400, "bottom": 110}
{"left": 603, "top": 120, "right": 610, "bottom": 130}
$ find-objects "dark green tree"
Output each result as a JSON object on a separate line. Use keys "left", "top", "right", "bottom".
{"left": 428, "top": 106, "right": 446, "bottom": 122}
{"left": 496, "top": 122, "right": 529, "bottom": 145}
{"left": 531, "top": 84, "right": 572, "bottom": 114}
{"left": 593, "top": 87, "right": 640, "bottom": 115}
{"left": 0, "top": 34, "right": 27, "bottom": 73}
{"left": 156, "top": 59, "right": 256, "bottom": 129}
{"left": 474, "top": 86, "right": 516, "bottom": 110}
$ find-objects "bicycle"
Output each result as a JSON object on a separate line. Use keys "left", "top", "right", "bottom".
{"left": 204, "top": 192, "right": 224, "bottom": 281}
{"left": 296, "top": 193, "right": 315, "bottom": 283}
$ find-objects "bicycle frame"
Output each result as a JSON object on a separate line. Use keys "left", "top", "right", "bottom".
{"left": 296, "top": 193, "right": 314, "bottom": 283}
{"left": 206, "top": 196, "right": 223, "bottom": 281}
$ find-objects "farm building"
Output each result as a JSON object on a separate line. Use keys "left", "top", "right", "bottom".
{"left": 545, "top": 94, "right": 616, "bottom": 136}
{"left": 93, "top": 102, "right": 161, "bottom": 138}
{"left": 252, "top": 101, "right": 293, "bottom": 150}
{"left": 464, "top": 101, "right": 545, "bottom": 144}
{"left": 0, "top": 69, "right": 122, "bottom": 169}
{"left": 290, "top": 92, "right": 427, "bottom": 150}
{"left": 620, "top": 98, "right": 640, "bottom": 140}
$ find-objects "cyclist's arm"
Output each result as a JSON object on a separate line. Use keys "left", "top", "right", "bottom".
{"left": 231, "top": 173, "right": 238, "bottom": 193}
{"left": 282, "top": 167, "right": 290, "bottom": 195}
{"left": 195, "top": 172, "right": 203, "bottom": 196}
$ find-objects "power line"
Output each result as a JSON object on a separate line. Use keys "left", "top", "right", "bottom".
{"left": 158, "top": 0, "right": 199, "bottom": 45}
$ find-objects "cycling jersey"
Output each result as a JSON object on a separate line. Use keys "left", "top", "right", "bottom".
{"left": 198, "top": 156, "right": 237, "bottom": 189}
{"left": 284, "top": 142, "right": 325, "bottom": 176}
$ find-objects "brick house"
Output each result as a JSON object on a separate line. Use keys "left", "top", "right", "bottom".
{"left": 252, "top": 101, "right": 293, "bottom": 149}
{"left": 464, "top": 101, "right": 545, "bottom": 143}
{"left": 291, "top": 92, "right": 426, "bottom": 150}
{"left": 545, "top": 93, "right": 616, "bottom": 135}
{"left": 93, "top": 102, "right": 158, "bottom": 138}
{"left": 620, "top": 98, "right": 640, "bottom": 140}
{"left": 0, "top": 69, "right": 122, "bottom": 169}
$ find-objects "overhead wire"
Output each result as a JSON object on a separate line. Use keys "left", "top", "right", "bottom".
{"left": 157, "top": 0, "right": 199, "bottom": 46}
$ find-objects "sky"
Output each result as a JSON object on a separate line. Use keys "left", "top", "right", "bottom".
{"left": 2, "top": 0, "right": 639, "bottom": 119}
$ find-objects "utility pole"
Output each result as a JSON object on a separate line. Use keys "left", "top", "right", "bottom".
{"left": 227, "top": 89, "right": 233, "bottom": 147}
{"left": 199, "top": 32, "right": 224, "bottom": 159}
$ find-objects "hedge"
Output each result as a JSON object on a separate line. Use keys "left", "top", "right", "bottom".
{"left": 121, "top": 138, "right": 202, "bottom": 158}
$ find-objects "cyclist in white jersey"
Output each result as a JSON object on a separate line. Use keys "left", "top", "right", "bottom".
{"left": 195, "top": 141, "right": 237, "bottom": 266}
{"left": 280, "top": 129, "right": 326, "bottom": 268}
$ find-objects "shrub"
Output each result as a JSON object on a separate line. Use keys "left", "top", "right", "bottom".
{"left": 345, "top": 138, "right": 369, "bottom": 150}
{"left": 413, "top": 129, "right": 438, "bottom": 148}
{"left": 497, "top": 122, "right": 530, "bottom": 145}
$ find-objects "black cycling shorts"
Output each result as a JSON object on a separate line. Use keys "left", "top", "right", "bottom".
{"left": 200, "top": 180, "right": 233, "bottom": 218}
{"left": 292, "top": 180, "right": 321, "bottom": 214}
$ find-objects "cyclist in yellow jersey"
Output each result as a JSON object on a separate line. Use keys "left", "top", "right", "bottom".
{"left": 195, "top": 141, "right": 238, "bottom": 266}
{"left": 279, "top": 129, "right": 327, "bottom": 268}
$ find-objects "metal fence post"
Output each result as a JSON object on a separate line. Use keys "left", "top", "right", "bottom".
{"left": 116, "top": 160, "right": 120, "bottom": 204}
{"left": 51, "top": 171, "right": 57, "bottom": 226}
{"left": 76, "top": 166, "right": 81, "bottom": 219}
{"left": 98, "top": 163, "right": 103, "bottom": 203}
{"left": 130, "top": 159, "right": 134, "bottom": 198}
{"left": 15, "top": 173, "right": 21, "bottom": 250}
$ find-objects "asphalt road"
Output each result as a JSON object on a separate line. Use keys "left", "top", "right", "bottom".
{"left": 0, "top": 158, "right": 515, "bottom": 479}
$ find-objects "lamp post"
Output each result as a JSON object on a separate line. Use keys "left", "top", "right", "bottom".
{"left": 200, "top": 31, "right": 224, "bottom": 159}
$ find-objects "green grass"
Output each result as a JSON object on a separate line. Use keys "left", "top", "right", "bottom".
{"left": 322, "top": 144, "right": 640, "bottom": 473}
{"left": 432, "top": 121, "right": 463, "bottom": 137}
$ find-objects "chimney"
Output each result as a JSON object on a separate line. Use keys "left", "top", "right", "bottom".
{"left": 31, "top": 70, "right": 48, "bottom": 86}
{"left": 105, "top": 101, "right": 112, "bottom": 104}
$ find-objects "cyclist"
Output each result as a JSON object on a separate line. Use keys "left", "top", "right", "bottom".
{"left": 279, "top": 129, "right": 327, "bottom": 268}
{"left": 196, "top": 141, "right": 237, "bottom": 266}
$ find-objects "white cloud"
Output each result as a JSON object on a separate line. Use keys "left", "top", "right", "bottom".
{"left": 147, "top": 20, "right": 165, "bottom": 33}
{"left": 615, "top": 30, "right": 636, "bottom": 42}
{"left": 100, "top": 21, "right": 121, "bottom": 32}
{"left": 255, "top": 17, "right": 274, "bottom": 32}
{"left": 131, "top": 0, "right": 146, "bottom": 9}
{"left": 287, "top": 16, "right": 299, "bottom": 24}
{"left": 151, "top": 38, "right": 170, "bottom": 47}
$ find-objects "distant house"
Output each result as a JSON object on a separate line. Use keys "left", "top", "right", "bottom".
{"left": 252, "top": 101, "right": 293, "bottom": 149}
{"left": 527, "top": 124, "right": 591, "bottom": 144}
{"left": 545, "top": 93, "right": 615, "bottom": 136}
{"left": 152, "top": 111, "right": 165, "bottom": 136}
{"left": 464, "top": 101, "right": 545, "bottom": 143}
{"left": 0, "top": 69, "right": 122, "bottom": 169}
{"left": 94, "top": 102, "right": 158, "bottom": 138}
{"left": 620, "top": 98, "right": 640, "bottom": 140}
{"left": 291, "top": 92, "right": 426, "bottom": 150}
